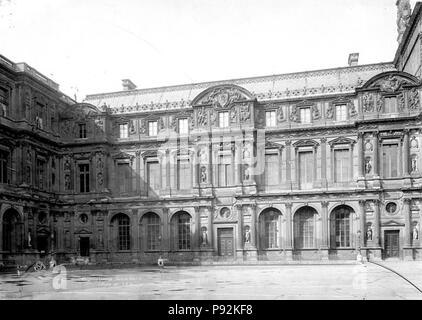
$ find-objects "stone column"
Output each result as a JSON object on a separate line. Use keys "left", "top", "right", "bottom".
{"left": 250, "top": 205, "right": 257, "bottom": 248}
{"left": 359, "top": 200, "right": 366, "bottom": 248}
{"left": 403, "top": 130, "right": 410, "bottom": 176}
{"left": 194, "top": 207, "right": 201, "bottom": 250}
{"left": 321, "top": 138, "right": 327, "bottom": 188}
{"left": 162, "top": 208, "right": 170, "bottom": 253}
{"left": 321, "top": 201, "right": 329, "bottom": 249}
{"left": 236, "top": 205, "right": 243, "bottom": 259}
{"left": 404, "top": 198, "right": 413, "bottom": 260}
{"left": 373, "top": 200, "right": 381, "bottom": 247}
{"left": 285, "top": 203, "right": 293, "bottom": 260}
{"left": 131, "top": 209, "right": 139, "bottom": 263}
{"left": 285, "top": 141, "right": 292, "bottom": 189}
{"left": 206, "top": 207, "right": 213, "bottom": 250}
{"left": 357, "top": 132, "right": 364, "bottom": 178}
{"left": 373, "top": 132, "right": 379, "bottom": 176}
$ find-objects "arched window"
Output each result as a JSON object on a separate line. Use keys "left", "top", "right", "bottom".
{"left": 111, "top": 213, "right": 130, "bottom": 251}
{"left": 259, "top": 209, "right": 281, "bottom": 249}
{"left": 294, "top": 207, "right": 317, "bottom": 249}
{"left": 142, "top": 212, "right": 161, "bottom": 251}
{"left": 331, "top": 206, "right": 353, "bottom": 248}
{"left": 172, "top": 211, "right": 191, "bottom": 250}
{"left": 2, "top": 209, "right": 21, "bottom": 252}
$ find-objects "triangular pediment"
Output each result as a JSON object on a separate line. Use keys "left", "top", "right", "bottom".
{"left": 265, "top": 140, "right": 283, "bottom": 149}
{"left": 293, "top": 139, "right": 319, "bottom": 148}
{"left": 112, "top": 151, "right": 134, "bottom": 160}
{"left": 328, "top": 137, "right": 356, "bottom": 146}
{"left": 74, "top": 228, "right": 92, "bottom": 235}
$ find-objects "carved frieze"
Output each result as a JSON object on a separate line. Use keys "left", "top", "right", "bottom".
{"left": 408, "top": 88, "right": 420, "bottom": 110}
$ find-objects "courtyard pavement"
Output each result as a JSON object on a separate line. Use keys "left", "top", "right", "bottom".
{"left": 1, "top": 261, "right": 422, "bottom": 300}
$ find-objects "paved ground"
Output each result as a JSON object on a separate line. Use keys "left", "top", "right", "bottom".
{"left": 1, "top": 261, "right": 422, "bottom": 300}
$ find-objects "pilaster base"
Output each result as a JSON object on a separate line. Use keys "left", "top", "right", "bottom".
{"left": 285, "top": 249, "right": 293, "bottom": 261}
{"left": 320, "top": 248, "right": 329, "bottom": 261}
{"left": 372, "top": 178, "right": 381, "bottom": 189}
{"left": 243, "top": 246, "right": 258, "bottom": 261}
{"left": 198, "top": 186, "right": 213, "bottom": 197}
{"left": 403, "top": 247, "right": 414, "bottom": 261}
{"left": 366, "top": 247, "right": 382, "bottom": 261}
{"left": 403, "top": 177, "right": 412, "bottom": 188}
{"left": 357, "top": 177, "right": 366, "bottom": 189}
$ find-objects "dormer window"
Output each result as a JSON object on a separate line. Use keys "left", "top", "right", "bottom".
{"left": 335, "top": 105, "right": 348, "bottom": 121}
{"left": 178, "top": 118, "right": 189, "bottom": 135}
{"left": 119, "top": 123, "right": 129, "bottom": 138}
{"left": 219, "top": 112, "right": 229, "bottom": 128}
{"left": 384, "top": 96, "right": 397, "bottom": 113}
{"left": 148, "top": 121, "right": 158, "bottom": 136}
{"left": 78, "top": 123, "right": 87, "bottom": 139}
{"left": 265, "top": 111, "right": 276, "bottom": 127}
{"left": 300, "top": 108, "right": 311, "bottom": 124}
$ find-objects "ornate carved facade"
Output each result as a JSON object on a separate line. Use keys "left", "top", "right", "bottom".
{"left": 1, "top": 4, "right": 422, "bottom": 265}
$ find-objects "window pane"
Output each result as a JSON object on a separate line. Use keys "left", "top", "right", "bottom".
{"left": 265, "top": 154, "right": 279, "bottom": 186}
{"left": 0, "top": 151, "right": 8, "bottom": 183}
{"left": 334, "top": 149, "right": 349, "bottom": 182}
{"left": 177, "top": 213, "right": 191, "bottom": 250}
{"left": 335, "top": 105, "right": 347, "bottom": 121}
{"left": 147, "top": 162, "right": 160, "bottom": 193}
{"left": 266, "top": 111, "right": 276, "bottom": 127}
{"left": 299, "top": 152, "right": 313, "bottom": 188}
{"left": 385, "top": 97, "right": 397, "bottom": 113}
{"left": 219, "top": 112, "right": 229, "bottom": 128}
{"left": 300, "top": 108, "right": 311, "bottom": 124}
{"left": 334, "top": 208, "right": 351, "bottom": 248}
{"left": 295, "top": 211, "right": 314, "bottom": 249}
{"left": 146, "top": 213, "right": 160, "bottom": 250}
{"left": 178, "top": 159, "right": 191, "bottom": 189}
{"left": 118, "top": 163, "right": 131, "bottom": 193}
{"left": 179, "top": 118, "right": 188, "bottom": 135}
{"left": 149, "top": 121, "right": 157, "bottom": 136}
{"left": 383, "top": 144, "right": 399, "bottom": 178}
{"left": 118, "top": 215, "right": 130, "bottom": 250}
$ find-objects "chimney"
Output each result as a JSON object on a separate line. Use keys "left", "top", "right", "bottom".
{"left": 348, "top": 53, "right": 359, "bottom": 67}
{"left": 122, "top": 79, "right": 137, "bottom": 91}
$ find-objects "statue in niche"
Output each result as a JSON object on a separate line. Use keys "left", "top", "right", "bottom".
{"left": 243, "top": 143, "right": 252, "bottom": 159}
{"left": 98, "top": 232, "right": 104, "bottom": 248}
{"left": 28, "top": 230, "right": 32, "bottom": 248}
{"left": 244, "top": 226, "right": 251, "bottom": 244}
{"left": 27, "top": 149, "right": 32, "bottom": 163}
{"left": 210, "top": 111, "right": 217, "bottom": 126}
{"left": 230, "top": 108, "right": 237, "bottom": 123}
{"left": 200, "top": 166, "right": 207, "bottom": 183}
{"left": 376, "top": 95, "right": 384, "bottom": 112}
{"left": 244, "top": 164, "right": 250, "bottom": 180}
{"left": 97, "top": 172, "right": 104, "bottom": 186}
{"left": 97, "top": 157, "right": 104, "bottom": 170}
{"left": 64, "top": 174, "right": 71, "bottom": 190}
{"left": 366, "top": 225, "right": 373, "bottom": 241}
{"left": 408, "top": 88, "right": 420, "bottom": 110}
{"left": 410, "top": 137, "right": 418, "bottom": 149}
{"left": 411, "top": 155, "right": 418, "bottom": 173}
{"left": 397, "top": 0, "right": 412, "bottom": 43}
{"left": 139, "top": 119, "right": 146, "bottom": 134}
{"left": 365, "top": 158, "right": 372, "bottom": 174}
{"left": 64, "top": 159, "right": 71, "bottom": 171}
{"left": 201, "top": 227, "right": 208, "bottom": 246}
{"left": 26, "top": 166, "right": 31, "bottom": 183}
{"left": 413, "top": 224, "right": 419, "bottom": 240}
{"left": 365, "top": 140, "right": 373, "bottom": 152}
{"left": 199, "top": 147, "right": 208, "bottom": 164}
{"left": 349, "top": 103, "right": 358, "bottom": 118}
{"left": 129, "top": 120, "right": 136, "bottom": 133}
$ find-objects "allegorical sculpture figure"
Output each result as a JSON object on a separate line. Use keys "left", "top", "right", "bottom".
{"left": 397, "top": 0, "right": 412, "bottom": 44}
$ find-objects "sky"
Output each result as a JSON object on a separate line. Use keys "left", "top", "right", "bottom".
{"left": 0, "top": 0, "right": 415, "bottom": 101}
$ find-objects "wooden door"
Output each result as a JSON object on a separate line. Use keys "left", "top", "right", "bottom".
{"left": 218, "top": 228, "right": 234, "bottom": 257}
{"left": 80, "top": 237, "right": 90, "bottom": 257}
{"left": 384, "top": 230, "right": 400, "bottom": 258}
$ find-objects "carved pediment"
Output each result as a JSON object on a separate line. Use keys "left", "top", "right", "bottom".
{"left": 293, "top": 139, "right": 319, "bottom": 148}
{"left": 362, "top": 71, "right": 419, "bottom": 93}
{"left": 265, "top": 140, "right": 283, "bottom": 150}
{"left": 141, "top": 150, "right": 158, "bottom": 158}
{"left": 192, "top": 85, "right": 253, "bottom": 108}
{"left": 381, "top": 220, "right": 405, "bottom": 227}
{"left": 74, "top": 228, "right": 92, "bottom": 235}
{"left": 328, "top": 137, "right": 356, "bottom": 147}
{"left": 112, "top": 151, "right": 135, "bottom": 160}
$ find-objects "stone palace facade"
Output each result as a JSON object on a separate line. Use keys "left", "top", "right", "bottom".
{"left": 1, "top": 1, "right": 422, "bottom": 265}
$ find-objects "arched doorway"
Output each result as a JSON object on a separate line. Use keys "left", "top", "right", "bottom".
{"left": 170, "top": 211, "right": 191, "bottom": 250}
{"left": 259, "top": 208, "right": 282, "bottom": 249}
{"left": 110, "top": 213, "right": 131, "bottom": 251}
{"left": 2, "top": 208, "right": 22, "bottom": 253}
{"left": 294, "top": 206, "right": 318, "bottom": 249}
{"left": 330, "top": 205, "right": 354, "bottom": 249}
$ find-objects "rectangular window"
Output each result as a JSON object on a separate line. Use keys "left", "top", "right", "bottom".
{"left": 177, "top": 159, "right": 191, "bottom": 190}
{"left": 0, "top": 151, "right": 8, "bottom": 184}
{"left": 218, "top": 155, "right": 232, "bottom": 186}
{"left": 295, "top": 214, "right": 314, "bottom": 249}
{"left": 219, "top": 112, "right": 229, "bottom": 128}
{"left": 117, "top": 163, "right": 131, "bottom": 193}
{"left": 119, "top": 123, "right": 128, "bottom": 138}
{"left": 178, "top": 118, "right": 189, "bottom": 135}
{"left": 334, "top": 149, "right": 350, "bottom": 183}
{"left": 148, "top": 121, "right": 158, "bottom": 136}
{"left": 0, "top": 87, "right": 8, "bottom": 107}
{"left": 384, "top": 97, "right": 397, "bottom": 113}
{"left": 147, "top": 162, "right": 160, "bottom": 193}
{"left": 335, "top": 105, "right": 348, "bottom": 121}
{"left": 79, "top": 164, "right": 90, "bottom": 193}
{"left": 265, "top": 111, "right": 276, "bottom": 127}
{"left": 79, "top": 123, "right": 87, "bottom": 139}
{"left": 335, "top": 212, "right": 350, "bottom": 248}
{"left": 300, "top": 108, "right": 311, "bottom": 124}
{"left": 147, "top": 215, "right": 160, "bottom": 251}
{"left": 265, "top": 154, "right": 279, "bottom": 186}
{"left": 299, "top": 151, "right": 313, "bottom": 189}
{"left": 383, "top": 144, "right": 399, "bottom": 178}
